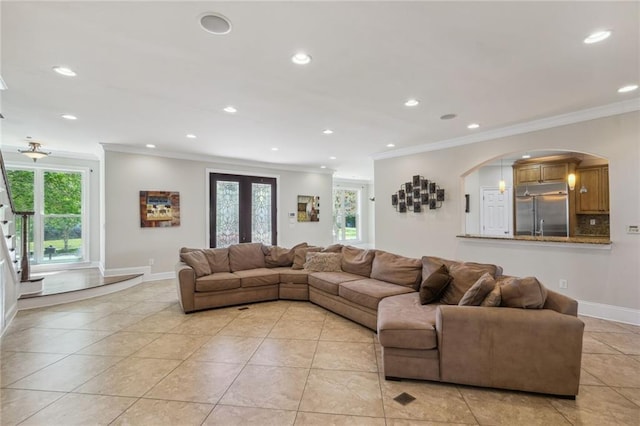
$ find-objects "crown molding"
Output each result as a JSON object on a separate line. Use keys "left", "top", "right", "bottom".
{"left": 372, "top": 98, "right": 640, "bottom": 161}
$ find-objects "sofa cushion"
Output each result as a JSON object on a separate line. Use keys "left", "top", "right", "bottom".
{"left": 339, "top": 278, "right": 415, "bottom": 310}
{"left": 341, "top": 246, "right": 376, "bottom": 277}
{"left": 308, "top": 271, "right": 362, "bottom": 295}
{"left": 270, "top": 267, "right": 309, "bottom": 284}
{"left": 181, "top": 251, "right": 211, "bottom": 278}
{"left": 229, "top": 243, "right": 266, "bottom": 271}
{"left": 458, "top": 273, "right": 496, "bottom": 306}
{"left": 304, "top": 252, "right": 342, "bottom": 272}
{"left": 264, "top": 243, "right": 307, "bottom": 268}
{"left": 440, "top": 262, "right": 500, "bottom": 305}
{"left": 195, "top": 272, "right": 241, "bottom": 292}
{"left": 421, "top": 256, "right": 458, "bottom": 281}
{"left": 233, "top": 268, "right": 280, "bottom": 288}
{"left": 377, "top": 292, "right": 438, "bottom": 350}
{"left": 481, "top": 284, "right": 502, "bottom": 307}
{"left": 203, "top": 248, "right": 230, "bottom": 273}
{"left": 419, "top": 264, "right": 452, "bottom": 305}
{"left": 292, "top": 246, "right": 322, "bottom": 270}
{"left": 500, "top": 276, "right": 548, "bottom": 309}
{"left": 322, "top": 243, "right": 344, "bottom": 253}
{"left": 371, "top": 251, "right": 422, "bottom": 289}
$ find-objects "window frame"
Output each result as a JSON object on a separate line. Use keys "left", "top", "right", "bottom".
{"left": 333, "top": 186, "right": 362, "bottom": 243}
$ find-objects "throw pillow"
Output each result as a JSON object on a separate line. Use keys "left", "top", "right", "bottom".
{"left": 481, "top": 284, "right": 502, "bottom": 307}
{"left": 292, "top": 246, "right": 322, "bottom": 269}
{"left": 228, "top": 243, "right": 266, "bottom": 271}
{"left": 500, "top": 276, "right": 548, "bottom": 309}
{"left": 181, "top": 250, "right": 212, "bottom": 277}
{"left": 419, "top": 264, "right": 452, "bottom": 305}
{"left": 203, "top": 247, "right": 230, "bottom": 273}
{"left": 322, "top": 244, "right": 344, "bottom": 253}
{"left": 264, "top": 242, "right": 307, "bottom": 267}
{"left": 458, "top": 273, "right": 496, "bottom": 306}
{"left": 303, "top": 252, "right": 342, "bottom": 272}
{"left": 439, "top": 262, "right": 499, "bottom": 305}
{"left": 341, "top": 246, "right": 376, "bottom": 277}
{"left": 370, "top": 251, "right": 422, "bottom": 289}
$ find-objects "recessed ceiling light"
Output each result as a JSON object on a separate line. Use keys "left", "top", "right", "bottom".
{"left": 440, "top": 113, "right": 457, "bottom": 120}
{"left": 271, "top": 147, "right": 279, "bottom": 151}
{"left": 386, "top": 143, "right": 395, "bottom": 148}
{"left": 291, "top": 52, "right": 312, "bottom": 65}
{"left": 329, "top": 156, "right": 337, "bottom": 160}
{"left": 52, "top": 66, "right": 76, "bottom": 77}
{"left": 146, "top": 144, "right": 156, "bottom": 148}
{"left": 322, "top": 129, "right": 333, "bottom": 135}
{"left": 618, "top": 84, "right": 638, "bottom": 93}
{"left": 467, "top": 123, "right": 480, "bottom": 129}
{"left": 320, "top": 165, "right": 327, "bottom": 169}
{"left": 61, "top": 114, "right": 77, "bottom": 120}
{"left": 522, "top": 154, "right": 531, "bottom": 159}
{"left": 404, "top": 99, "right": 420, "bottom": 107}
{"left": 584, "top": 30, "right": 611, "bottom": 44}
{"left": 186, "top": 134, "right": 197, "bottom": 139}
{"left": 199, "top": 13, "right": 232, "bottom": 35}
{"left": 223, "top": 106, "right": 237, "bottom": 113}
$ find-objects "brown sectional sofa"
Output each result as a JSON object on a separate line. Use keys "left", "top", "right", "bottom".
{"left": 176, "top": 242, "right": 584, "bottom": 397}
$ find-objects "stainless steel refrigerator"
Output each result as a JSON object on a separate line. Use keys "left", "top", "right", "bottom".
{"left": 515, "top": 182, "right": 569, "bottom": 237}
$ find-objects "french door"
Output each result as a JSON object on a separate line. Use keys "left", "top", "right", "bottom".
{"left": 209, "top": 173, "right": 277, "bottom": 247}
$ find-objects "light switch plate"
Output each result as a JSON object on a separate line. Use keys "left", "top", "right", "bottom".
{"left": 627, "top": 225, "right": 639, "bottom": 234}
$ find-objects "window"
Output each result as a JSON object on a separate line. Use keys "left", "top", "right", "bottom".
{"left": 209, "top": 173, "right": 277, "bottom": 247}
{"left": 333, "top": 188, "right": 360, "bottom": 242}
{"left": 7, "top": 167, "right": 87, "bottom": 265}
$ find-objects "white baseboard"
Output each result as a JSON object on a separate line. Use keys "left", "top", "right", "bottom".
{"left": 2, "top": 302, "right": 18, "bottom": 337}
{"left": 578, "top": 300, "right": 640, "bottom": 326}
{"left": 103, "top": 267, "right": 174, "bottom": 283}
{"left": 145, "top": 271, "right": 175, "bottom": 282}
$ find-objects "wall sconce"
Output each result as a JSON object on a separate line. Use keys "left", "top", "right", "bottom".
{"left": 567, "top": 173, "right": 576, "bottom": 191}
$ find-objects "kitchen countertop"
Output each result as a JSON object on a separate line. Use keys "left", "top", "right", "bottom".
{"left": 457, "top": 234, "right": 611, "bottom": 245}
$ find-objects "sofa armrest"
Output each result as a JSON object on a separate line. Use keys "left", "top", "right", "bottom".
{"left": 544, "top": 289, "right": 578, "bottom": 316}
{"left": 176, "top": 262, "right": 196, "bottom": 313}
{"left": 436, "top": 305, "right": 584, "bottom": 396}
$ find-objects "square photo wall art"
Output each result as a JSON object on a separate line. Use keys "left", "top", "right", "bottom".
{"left": 140, "top": 191, "right": 180, "bottom": 227}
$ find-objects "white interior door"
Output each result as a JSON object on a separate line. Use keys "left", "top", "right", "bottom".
{"left": 481, "top": 187, "right": 512, "bottom": 236}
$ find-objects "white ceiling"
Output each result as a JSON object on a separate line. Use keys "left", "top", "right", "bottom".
{"left": 1, "top": 1, "right": 638, "bottom": 180}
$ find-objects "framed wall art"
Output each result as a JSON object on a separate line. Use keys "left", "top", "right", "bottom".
{"left": 140, "top": 191, "right": 180, "bottom": 227}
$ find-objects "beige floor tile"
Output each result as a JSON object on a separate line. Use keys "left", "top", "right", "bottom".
{"left": 299, "top": 369, "right": 383, "bottom": 417}
{"left": 582, "top": 354, "right": 640, "bottom": 387}
{"left": 236, "top": 303, "right": 288, "bottom": 320}
{"left": 75, "top": 357, "right": 181, "bottom": 397}
{"left": 249, "top": 338, "right": 318, "bottom": 368}
{"left": 0, "top": 351, "right": 66, "bottom": 385}
{"left": 34, "top": 312, "right": 110, "bottom": 329}
{"left": 189, "top": 335, "right": 263, "bottom": 363}
{"left": 145, "top": 360, "right": 243, "bottom": 404}
{"left": 319, "top": 319, "right": 374, "bottom": 343}
{"left": 119, "top": 301, "right": 172, "bottom": 315}
{"left": 460, "top": 387, "right": 570, "bottom": 425}
{"left": 386, "top": 420, "right": 476, "bottom": 426}
{"left": 77, "top": 313, "right": 147, "bottom": 331}
{"left": 8, "top": 354, "right": 122, "bottom": 392}
{"left": 0, "top": 328, "right": 69, "bottom": 352}
{"left": 81, "top": 301, "right": 138, "bottom": 314}
{"left": 281, "top": 304, "right": 328, "bottom": 322}
{"left": 589, "top": 332, "right": 640, "bottom": 355}
{"left": 613, "top": 387, "right": 640, "bottom": 407}
{"left": 168, "top": 313, "right": 235, "bottom": 335}
{"left": 218, "top": 317, "right": 278, "bottom": 337}
{"left": 19, "top": 392, "right": 136, "bottom": 426}
{"left": 615, "top": 322, "right": 640, "bottom": 334}
{"left": 580, "top": 316, "right": 630, "bottom": 333}
{"left": 582, "top": 333, "right": 621, "bottom": 354}
{"left": 312, "top": 341, "right": 377, "bottom": 372}
{"left": 220, "top": 365, "right": 309, "bottom": 410}
{"left": 27, "top": 329, "right": 114, "bottom": 354}
{"left": 295, "top": 411, "right": 386, "bottom": 425}
{"left": 0, "top": 389, "right": 64, "bottom": 426}
{"left": 580, "top": 368, "right": 606, "bottom": 386}
{"left": 123, "top": 311, "right": 189, "bottom": 333}
{"left": 381, "top": 380, "right": 476, "bottom": 424}
{"left": 111, "top": 398, "right": 213, "bottom": 426}
{"left": 203, "top": 405, "right": 296, "bottom": 425}
{"left": 2, "top": 311, "right": 71, "bottom": 333}
{"left": 76, "top": 331, "right": 161, "bottom": 356}
{"left": 268, "top": 319, "right": 324, "bottom": 340}
{"left": 131, "top": 333, "right": 210, "bottom": 360}
{"left": 551, "top": 385, "right": 640, "bottom": 425}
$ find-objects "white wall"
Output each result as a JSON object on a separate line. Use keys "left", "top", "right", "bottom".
{"left": 104, "top": 150, "right": 333, "bottom": 276}
{"left": 375, "top": 111, "right": 640, "bottom": 320}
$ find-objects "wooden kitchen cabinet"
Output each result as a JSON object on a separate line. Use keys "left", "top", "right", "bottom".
{"left": 576, "top": 166, "right": 609, "bottom": 213}
{"left": 514, "top": 162, "right": 568, "bottom": 185}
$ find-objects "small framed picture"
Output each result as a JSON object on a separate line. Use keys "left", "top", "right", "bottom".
{"left": 412, "top": 175, "right": 421, "bottom": 187}
{"left": 405, "top": 182, "right": 413, "bottom": 192}
{"left": 413, "top": 201, "right": 421, "bottom": 212}
{"left": 421, "top": 179, "right": 429, "bottom": 191}
{"left": 421, "top": 193, "right": 429, "bottom": 204}
{"left": 413, "top": 188, "right": 421, "bottom": 199}
{"left": 407, "top": 194, "right": 413, "bottom": 205}
{"left": 398, "top": 189, "right": 405, "bottom": 199}
{"left": 399, "top": 202, "right": 407, "bottom": 212}
{"left": 429, "top": 198, "right": 437, "bottom": 209}
{"left": 391, "top": 194, "right": 398, "bottom": 206}
{"left": 429, "top": 182, "right": 437, "bottom": 194}
{"left": 436, "top": 189, "right": 445, "bottom": 201}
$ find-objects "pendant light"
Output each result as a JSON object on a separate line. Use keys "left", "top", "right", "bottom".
{"left": 19, "top": 141, "right": 50, "bottom": 162}
{"left": 498, "top": 158, "right": 506, "bottom": 193}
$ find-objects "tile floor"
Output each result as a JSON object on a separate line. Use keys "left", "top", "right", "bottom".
{"left": 1, "top": 279, "right": 639, "bottom": 425}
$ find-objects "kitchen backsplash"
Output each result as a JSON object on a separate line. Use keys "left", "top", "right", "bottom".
{"left": 576, "top": 214, "right": 610, "bottom": 236}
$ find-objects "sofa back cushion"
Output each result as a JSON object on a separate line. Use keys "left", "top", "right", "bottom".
{"left": 458, "top": 273, "right": 496, "bottom": 306}
{"left": 341, "top": 246, "right": 376, "bottom": 277}
{"left": 500, "top": 276, "right": 548, "bottom": 309}
{"left": 419, "top": 264, "right": 452, "bottom": 304}
{"left": 322, "top": 244, "right": 344, "bottom": 253}
{"left": 440, "top": 262, "right": 500, "bottom": 305}
{"left": 371, "top": 251, "right": 422, "bottom": 289}
{"left": 481, "top": 284, "right": 502, "bottom": 307}
{"left": 229, "top": 243, "right": 266, "bottom": 271}
{"left": 292, "top": 246, "right": 322, "bottom": 269}
{"left": 181, "top": 250, "right": 212, "bottom": 277}
{"left": 264, "top": 242, "right": 307, "bottom": 268}
{"left": 303, "top": 252, "right": 342, "bottom": 272}
{"left": 203, "top": 248, "right": 230, "bottom": 273}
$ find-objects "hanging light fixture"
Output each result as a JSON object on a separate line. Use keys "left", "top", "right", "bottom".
{"left": 499, "top": 158, "right": 506, "bottom": 193}
{"left": 19, "top": 141, "right": 50, "bottom": 162}
{"left": 567, "top": 173, "right": 576, "bottom": 191}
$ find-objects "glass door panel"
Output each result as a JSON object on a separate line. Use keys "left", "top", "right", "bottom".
{"left": 215, "top": 181, "right": 240, "bottom": 248}
{"left": 251, "top": 183, "right": 272, "bottom": 244}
